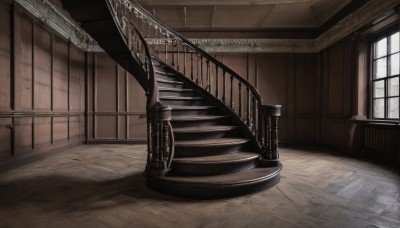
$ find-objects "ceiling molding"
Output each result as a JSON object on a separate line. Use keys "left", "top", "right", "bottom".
{"left": 191, "top": 0, "right": 400, "bottom": 53}
{"left": 14, "top": 0, "right": 102, "bottom": 52}
{"left": 14, "top": 0, "right": 400, "bottom": 53}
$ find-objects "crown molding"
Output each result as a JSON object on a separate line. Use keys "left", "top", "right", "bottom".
{"left": 14, "top": 0, "right": 102, "bottom": 52}
{"left": 14, "top": 0, "right": 400, "bottom": 53}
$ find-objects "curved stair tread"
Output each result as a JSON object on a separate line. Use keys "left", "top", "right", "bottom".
{"left": 155, "top": 70, "right": 174, "bottom": 76}
{"left": 171, "top": 115, "right": 228, "bottom": 121}
{"left": 156, "top": 78, "right": 184, "bottom": 84}
{"left": 175, "top": 138, "right": 249, "bottom": 147}
{"left": 159, "top": 88, "right": 194, "bottom": 92}
{"left": 174, "top": 125, "right": 239, "bottom": 133}
{"left": 155, "top": 166, "right": 281, "bottom": 186}
{"left": 160, "top": 96, "right": 204, "bottom": 100}
{"left": 173, "top": 152, "right": 259, "bottom": 164}
{"left": 170, "top": 105, "right": 216, "bottom": 110}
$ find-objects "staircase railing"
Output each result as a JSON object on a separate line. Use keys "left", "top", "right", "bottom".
{"left": 107, "top": 0, "right": 174, "bottom": 172}
{"left": 107, "top": 0, "right": 281, "bottom": 168}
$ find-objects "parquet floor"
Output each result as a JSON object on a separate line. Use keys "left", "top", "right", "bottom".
{"left": 0, "top": 145, "right": 399, "bottom": 228}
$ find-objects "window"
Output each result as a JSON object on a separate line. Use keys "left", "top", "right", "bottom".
{"left": 371, "top": 31, "right": 400, "bottom": 120}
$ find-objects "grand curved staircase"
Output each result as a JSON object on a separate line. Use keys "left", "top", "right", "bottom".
{"left": 62, "top": 0, "right": 283, "bottom": 199}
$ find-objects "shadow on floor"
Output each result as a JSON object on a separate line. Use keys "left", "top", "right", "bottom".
{"left": 0, "top": 172, "right": 194, "bottom": 212}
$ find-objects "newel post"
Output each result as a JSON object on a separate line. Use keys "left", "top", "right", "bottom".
{"left": 261, "top": 105, "right": 282, "bottom": 161}
{"left": 149, "top": 102, "right": 172, "bottom": 173}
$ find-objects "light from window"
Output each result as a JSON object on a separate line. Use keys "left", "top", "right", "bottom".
{"left": 372, "top": 31, "right": 400, "bottom": 119}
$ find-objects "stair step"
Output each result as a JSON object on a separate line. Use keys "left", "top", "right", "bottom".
{"left": 160, "top": 96, "right": 204, "bottom": 101}
{"left": 146, "top": 165, "right": 282, "bottom": 199}
{"left": 173, "top": 152, "right": 258, "bottom": 164}
{"left": 159, "top": 88, "right": 194, "bottom": 92}
{"left": 174, "top": 125, "right": 238, "bottom": 133}
{"left": 156, "top": 78, "right": 184, "bottom": 85}
{"left": 155, "top": 70, "right": 175, "bottom": 76}
{"left": 170, "top": 105, "right": 215, "bottom": 110}
{"left": 171, "top": 115, "right": 228, "bottom": 122}
{"left": 172, "top": 152, "right": 259, "bottom": 176}
{"left": 175, "top": 138, "right": 249, "bottom": 148}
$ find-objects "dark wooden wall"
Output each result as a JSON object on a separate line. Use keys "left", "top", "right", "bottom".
{"left": 86, "top": 52, "right": 147, "bottom": 144}
{"left": 0, "top": 3, "right": 85, "bottom": 163}
{"left": 0, "top": 3, "right": 148, "bottom": 163}
{"left": 217, "top": 53, "right": 319, "bottom": 144}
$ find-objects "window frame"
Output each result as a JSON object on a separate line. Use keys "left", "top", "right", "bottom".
{"left": 370, "top": 29, "right": 400, "bottom": 121}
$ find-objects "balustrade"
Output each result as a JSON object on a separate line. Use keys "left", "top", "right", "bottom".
{"left": 107, "top": 0, "right": 282, "bottom": 173}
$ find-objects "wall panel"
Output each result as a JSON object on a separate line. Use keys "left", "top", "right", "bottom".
{"left": 53, "top": 37, "right": 69, "bottom": 111}
{"left": 0, "top": 5, "right": 11, "bottom": 110}
{"left": 34, "top": 25, "right": 52, "bottom": 110}
{"left": 0, "top": 4, "right": 86, "bottom": 163}
{"left": 15, "top": 13, "right": 33, "bottom": 110}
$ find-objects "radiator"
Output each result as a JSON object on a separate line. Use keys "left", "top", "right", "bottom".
{"left": 363, "top": 123, "right": 400, "bottom": 164}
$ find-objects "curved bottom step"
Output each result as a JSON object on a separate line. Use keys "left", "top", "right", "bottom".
{"left": 145, "top": 163, "right": 282, "bottom": 199}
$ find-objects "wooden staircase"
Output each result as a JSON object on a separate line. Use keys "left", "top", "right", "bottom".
{"left": 62, "top": 0, "right": 282, "bottom": 199}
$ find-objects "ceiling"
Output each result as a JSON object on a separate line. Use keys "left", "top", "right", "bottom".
{"left": 136, "top": 0, "right": 354, "bottom": 29}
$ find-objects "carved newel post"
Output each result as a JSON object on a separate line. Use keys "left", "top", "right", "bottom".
{"left": 150, "top": 102, "right": 172, "bottom": 173}
{"left": 261, "top": 105, "right": 282, "bottom": 161}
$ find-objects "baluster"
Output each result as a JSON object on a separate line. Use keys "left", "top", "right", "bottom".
{"left": 247, "top": 86, "right": 250, "bottom": 126}
{"left": 183, "top": 45, "right": 187, "bottom": 76}
{"left": 252, "top": 96, "right": 256, "bottom": 134}
{"left": 190, "top": 52, "right": 194, "bottom": 80}
{"left": 196, "top": 54, "right": 200, "bottom": 84}
{"left": 239, "top": 82, "right": 242, "bottom": 118}
{"left": 222, "top": 70, "right": 226, "bottom": 103}
{"left": 200, "top": 56, "right": 203, "bottom": 87}
{"left": 164, "top": 33, "right": 168, "bottom": 62}
{"left": 177, "top": 44, "right": 180, "bottom": 71}
{"left": 171, "top": 43, "right": 175, "bottom": 68}
{"left": 230, "top": 75, "right": 234, "bottom": 111}
{"left": 206, "top": 60, "right": 210, "bottom": 92}
{"left": 215, "top": 66, "right": 219, "bottom": 98}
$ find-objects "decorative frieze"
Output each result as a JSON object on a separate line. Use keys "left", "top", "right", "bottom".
{"left": 15, "top": 0, "right": 400, "bottom": 53}
{"left": 15, "top": 0, "right": 102, "bottom": 52}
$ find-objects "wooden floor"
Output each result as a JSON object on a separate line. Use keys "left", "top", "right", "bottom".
{"left": 0, "top": 145, "right": 399, "bottom": 228}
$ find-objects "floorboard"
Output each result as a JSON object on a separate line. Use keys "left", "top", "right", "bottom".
{"left": 0, "top": 145, "right": 399, "bottom": 228}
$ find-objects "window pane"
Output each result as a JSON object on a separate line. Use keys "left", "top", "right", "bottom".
{"left": 373, "top": 99, "right": 385, "bottom": 118}
{"left": 374, "top": 58, "right": 387, "bottom": 79}
{"left": 389, "top": 53, "right": 399, "bottom": 76}
{"left": 390, "top": 32, "right": 399, "bottom": 54}
{"left": 373, "top": 80, "right": 385, "bottom": 98}
{"left": 388, "top": 77, "right": 399, "bottom": 96}
{"left": 375, "top": 38, "right": 387, "bottom": 58}
{"left": 388, "top": 97, "right": 399, "bottom": 118}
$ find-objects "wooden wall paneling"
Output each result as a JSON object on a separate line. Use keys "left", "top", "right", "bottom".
{"left": 69, "top": 45, "right": 84, "bottom": 112}
{"left": 257, "top": 54, "right": 288, "bottom": 141}
{"left": 118, "top": 65, "right": 127, "bottom": 139}
{"left": 69, "top": 116, "right": 81, "bottom": 140}
{"left": 0, "top": 5, "right": 11, "bottom": 110}
{"left": 96, "top": 116, "right": 117, "bottom": 139}
{"left": 14, "top": 117, "right": 33, "bottom": 155}
{"left": 53, "top": 36, "right": 69, "bottom": 111}
{"left": 327, "top": 43, "right": 345, "bottom": 115}
{"left": 320, "top": 50, "right": 329, "bottom": 142}
{"left": 286, "top": 55, "right": 295, "bottom": 143}
{"left": 96, "top": 53, "right": 117, "bottom": 112}
{"left": 33, "top": 23, "right": 52, "bottom": 111}
{"left": 0, "top": 118, "right": 12, "bottom": 161}
{"left": 53, "top": 117, "right": 68, "bottom": 143}
{"left": 128, "top": 115, "right": 147, "bottom": 140}
{"left": 14, "top": 9, "right": 33, "bottom": 111}
{"left": 294, "top": 55, "right": 318, "bottom": 143}
{"left": 34, "top": 117, "right": 51, "bottom": 148}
